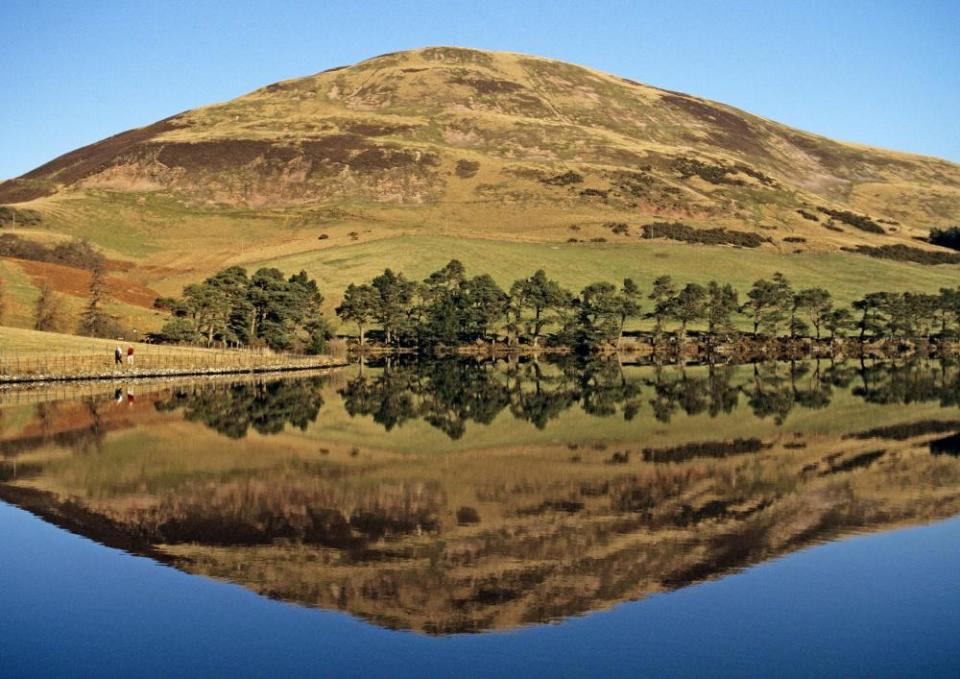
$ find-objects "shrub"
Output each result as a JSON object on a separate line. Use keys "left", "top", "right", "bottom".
{"left": 929, "top": 226, "right": 960, "bottom": 251}
{"left": 673, "top": 157, "right": 739, "bottom": 184}
{"left": 845, "top": 244, "right": 960, "bottom": 265}
{"left": 456, "top": 506, "right": 481, "bottom": 525}
{"left": 455, "top": 159, "right": 480, "bottom": 179}
{"left": 541, "top": 170, "right": 584, "bottom": 186}
{"left": 0, "top": 206, "right": 42, "bottom": 227}
{"left": 0, "top": 234, "right": 104, "bottom": 271}
{"left": 641, "top": 221, "right": 768, "bottom": 248}
{"left": 816, "top": 207, "right": 884, "bottom": 234}
{"left": 796, "top": 209, "right": 819, "bottom": 222}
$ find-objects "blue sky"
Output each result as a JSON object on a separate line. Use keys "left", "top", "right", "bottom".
{"left": 1, "top": 0, "right": 958, "bottom": 179}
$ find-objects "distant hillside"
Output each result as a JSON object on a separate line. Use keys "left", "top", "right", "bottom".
{"left": 0, "top": 47, "right": 958, "bottom": 332}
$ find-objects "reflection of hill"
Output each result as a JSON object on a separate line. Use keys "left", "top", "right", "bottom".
{"left": 3, "top": 408, "right": 960, "bottom": 633}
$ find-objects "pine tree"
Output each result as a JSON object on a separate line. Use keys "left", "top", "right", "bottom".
{"left": 78, "top": 263, "right": 108, "bottom": 337}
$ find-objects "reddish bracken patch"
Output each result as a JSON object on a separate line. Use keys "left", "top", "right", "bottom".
{"left": 10, "top": 258, "right": 160, "bottom": 307}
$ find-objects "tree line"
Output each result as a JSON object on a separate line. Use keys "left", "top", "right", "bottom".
{"left": 146, "top": 259, "right": 960, "bottom": 352}
{"left": 154, "top": 266, "right": 332, "bottom": 353}
{"left": 334, "top": 260, "right": 960, "bottom": 350}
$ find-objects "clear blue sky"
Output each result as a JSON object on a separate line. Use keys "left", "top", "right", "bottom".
{"left": 2, "top": 0, "right": 958, "bottom": 179}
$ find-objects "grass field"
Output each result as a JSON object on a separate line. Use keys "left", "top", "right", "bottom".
{"left": 254, "top": 234, "right": 960, "bottom": 320}
{"left": 5, "top": 230, "right": 958, "bottom": 338}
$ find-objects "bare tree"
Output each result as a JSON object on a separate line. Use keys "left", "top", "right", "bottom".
{"left": 34, "top": 281, "right": 66, "bottom": 331}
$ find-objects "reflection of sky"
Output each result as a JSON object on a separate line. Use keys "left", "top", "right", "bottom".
{"left": 2, "top": 501, "right": 958, "bottom": 678}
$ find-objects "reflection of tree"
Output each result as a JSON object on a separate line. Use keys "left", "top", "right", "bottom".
{"left": 342, "top": 357, "right": 648, "bottom": 438}
{"left": 340, "top": 365, "right": 418, "bottom": 431}
{"left": 507, "top": 361, "right": 579, "bottom": 430}
{"left": 646, "top": 364, "right": 738, "bottom": 423}
{"left": 854, "top": 360, "right": 960, "bottom": 407}
{"left": 157, "top": 378, "right": 326, "bottom": 438}
{"left": 562, "top": 358, "right": 643, "bottom": 418}
{"left": 342, "top": 359, "right": 513, "bottom": 440}
{"left": 336, "top": 358, "right": 960, "bottom": 437}
{"left": 743, "top": 363, "right": 794, "bottom": 425}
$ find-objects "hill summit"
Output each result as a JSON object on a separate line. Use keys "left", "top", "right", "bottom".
{"left": 0, "top": 47, "right": 958, "bottom": 333}
{"left": 4, "top": 46, "right": 958, "bottom": 230}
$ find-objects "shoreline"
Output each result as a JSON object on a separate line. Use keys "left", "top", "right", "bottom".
{"left": 351, "top": 337, "right": 960, "bottom": 362}
{"left": 0, "top": 358, "right": 349, "bottom": 386}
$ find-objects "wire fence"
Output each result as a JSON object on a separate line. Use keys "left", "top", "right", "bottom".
{"left": 0, "top": 341, "right": 348, "bottom": 380}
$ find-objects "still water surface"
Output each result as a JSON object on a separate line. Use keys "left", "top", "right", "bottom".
{"left": 2, "top": 357, "right": 960, "bottom": 676}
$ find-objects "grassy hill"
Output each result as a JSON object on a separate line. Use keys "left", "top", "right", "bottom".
{"left": 1, "top": 46, "right": 958, "bottom": 334}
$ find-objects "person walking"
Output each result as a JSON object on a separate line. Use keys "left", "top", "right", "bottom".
{"left": 126, "top": 345, "right": 135, "bottom": 366}
{"left": 114, "top": 345, "right": 123, "bottom": 367}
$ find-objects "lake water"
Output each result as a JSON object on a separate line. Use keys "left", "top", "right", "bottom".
{"left": 2, "top": 357, "right": 960, "bottom": 677}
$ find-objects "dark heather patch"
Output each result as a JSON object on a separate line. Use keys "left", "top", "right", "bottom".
{"left": 301, "top": 135, "right": 437, "bottom": 173}
{"left": 643, "top": 438, "right": 769, "bottom": 463}
{"left": 456, "top": 506, "right": 481, "bottom": 524}
{"left": 19, "top": 114, "right": 188, "bottom": 186}
{"left": 930, "top": 433, "right": 960, "bottom": 457}
{"left": 455, "top": 159, "right": 480, "bottom": 178}
{"left": 846, "top": 420, "right": 960, "bottom": 441}
{"left": 341, "top": 121, "right": 417, "bottom": 137}
{"left": 449, "top": 76, "right": 525, "bottom": 95}
{"left": 153, "top": 140, "right": 281, "bottom": 172}
{"left": 0, "top": 179, "right": 56, "bottom": 204}
{"left": 786, "top": 133, "right": 849, "bottom": 171}
{"left": 516, "top": 500, "right": 584, "bottom": 516}
{"left": 641, "top": 222, "right": 769, "bottom": 248}
{"left": 816, "top": 207, "right": 884, "bottom": 234}
{"left": 822, "top": 450, "right": 885, "bottom": 475}
{"left": 301, "top": 134, "right": 370, "bottom": 164}
{"left": 349, "top": 147, "right": 439, "bottom": 172}
{"left": 421, "top": 47, "right": 495, "bottom": 67}
{"left": 540, "top": 170, "right": 584, "bottom": 186}
{"left": 844, "top": 244, "right": 960, "bottom": 266}
{"left": 661, "top": 94, "right": 766, "bottom": 157}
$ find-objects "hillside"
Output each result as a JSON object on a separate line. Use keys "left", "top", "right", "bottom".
{"left": 1, "top": 46, "right": 958, "bottom": 332}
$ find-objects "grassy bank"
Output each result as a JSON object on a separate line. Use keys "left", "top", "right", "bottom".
{"left": 0, "top": 327, "right": 346, "bottom": 381}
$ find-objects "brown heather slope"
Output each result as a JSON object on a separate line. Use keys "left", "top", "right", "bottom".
{"left": 0, "top": 47, "right": 958, "bottom": 330}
